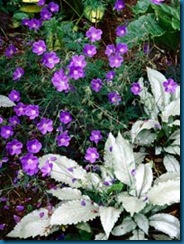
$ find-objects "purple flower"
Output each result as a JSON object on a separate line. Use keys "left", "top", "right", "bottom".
{"left": 37, "top": 118, "right": 53, "bottom": 135}
{"left": 13, "top": 215, "right": 21, "bottom": 224}
{"left": 20, "top": 153, "right": 39, "bottom": 176}
{"left": 37, "top": 0, "right": 45, "bottom": 6}
{"left": 8, "top": 116, "right": 20, "bottom": 127}
{"left": 69, "top": 55, "right": 87, "bottom": 68}
{"left": 114, "top": 0, "right": 125, "bottom": 11}
{"left": 8, "top": 89, "right": 20, "bottom": 102}
{"left": 163, "top": 78, "right": 178, "bottom": 93}
{"left": 14, "top": 102, "right": 26, "bottom": 116}
{"left": 105, "top": 44, "right": 115, "bottom": 56}
{"left": 151, "top": 0, "right": 165, "bottom": 4}
{"left": 6, "top": 139, "right": 23, "bottom": 155}
{"left": 109, "top": 53, "right": 123, "bottom": 68}
{"left": 131, "top": 82, "right": 142, "bottom": 95}
{"left": 13, "top": 67, "right": 24, "bottom": 81}
{"left": 40, "top": 161, "right": 53, "bottom": 177}
{"left": 116, "top": 25, "right": 127, "bottom": 37}
{"left": 86, "top": 27, "right": 103, "bottom": 42}
{"left": 26, "top": 139, "right": 42, "bottom": 153}
{"left": 105, "top": 71, "right": 115, "bottom": 81}
{"left": 25, "top": 105, "right": 39, "bottom": 120}
{"left": 0, "top": 116, "right": 3, "bottom": 124}
{"left": 48, "top": 2, "right": 59, "bottom": 12}
{"left": 56, "top": 131, "right": 71, "bottom": 147}
{"left": 22, "top": 18, "right": 30, "bottom": 26}
{"left": 51, "top": 68, "right": 69, "bottom": 92}
{"left": 42, "top": 51, "right": 60, "bottom": 69}
{"left": 40, "top": 7, "right": 52, "bottom": 21}
{"left": 89, "top": 130, "right": 102, "bottom": 144}
{"left": 32, "top": 40, "right": 46, "bottom": 55}
{"left": 59, "top": 111, "right": 72, "bottom": 124}
{"left": 108, "top": 91, "right": 122, "bottom": 105}
{"left": 5, "top": 44, "right": 17, "bottom": 58}
{"left": 27, "top": 18, "right": 42, "bottom": 31}
{"left": 16, "top": 205, "right": 24, "bottom": 212}
{"left": 0, "top": 125, "right": 14, "bottom": 139}
{"left": 116, "top": 43, "right": 128, "bottom": 54}
{"left": 69, "top": 66, "right": 85, "bottom": 80}
{"left": 83, "top": 44, "right": 97, "bottom": 57}
{"left": 85, "top": 147, "right": 99, "bottom": 163}
{"left": 90, "top": 78, "right": 103, "bottom": 92}
{"left": 0, "top": 224, "right": 5, "bottom": 230}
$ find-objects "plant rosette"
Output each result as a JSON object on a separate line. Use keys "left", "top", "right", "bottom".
{"left": 84, "top": 5, "right": 105, "bottom": 23}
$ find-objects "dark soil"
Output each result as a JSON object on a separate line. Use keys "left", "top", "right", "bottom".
{"left": 0, "top": 0, "right": 180, "bottom": 240}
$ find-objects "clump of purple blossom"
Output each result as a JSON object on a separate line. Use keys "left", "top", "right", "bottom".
{"left": 8, "top": 90, "right": 21, "bottom": 102}
{"left": 20, "top": 153, "right": 39, "bottom": 176}
{"left": 56, "top": 131, "right": 71, "bottom": 147}
{"left": 51, "top": 68, "right": 70, "bottom": 92}
{"left": 89, "top": 130, "right": 102, "bottom": 144}
{"left": 86, "top": 27, "right": 103, "bottom": 42}
{"left": 114, "top": 0, "right": 125, "bottom": 11}
{"left": 32, "top": 40, "right": 47, "bottom": 55}
{"left": 42, "top": 51, "right": 60, "bottom": 69}
{"left": 0, "top": 125, "right": 14, "bottom": 139}
{"left": 26, "top": 139, "right": 42, "bottom": 154}
{"left": 37, "top": 118, "right": 54, "bottom": 135}
{"left": 59, "top": 111, "right": 72, "bottom": 124}
{"left": 6, "top": 139, "right": 23, "bottom": 156}
{"left": 90, "top": 78, "right": 103, "bottom": 92}
{"left": 163, "top": 78, "right": 178, "bottom": 93}
{"left": 108, "top": 91, "right": 122, "bottom": 105}
{"left": 131, "top": 82, "right": 142, "bottom": 95}
{"left": 85, "top": 147, "right": 99, "bottom": 163}
{"left": 12, "top": 67, "right": 24, "bottom": 81}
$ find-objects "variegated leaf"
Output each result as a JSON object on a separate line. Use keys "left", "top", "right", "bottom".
{"left": 95, "top": 232, "right": 108, "bottom": 240}
{"left": 154, "top": 172, "right": 180, "bottom": 185}
{"left": 0, "top": 95, "right": 16, "bottom": 107}
{"left": 99, "top": 206, "right": 121, "bottom": 238}
{"left": 104, "top": 132, "right": 116, "bottom": 168}
{"left": 149, "top": 213, "right": 180, "bottom": 239}
{"left": 50, "top": 198, "right": 99, "bottom": 225}
{"left": 129, "top": 229, "right": 148, "bottom": 240}
{"left": 164, "top": 145, "right": 180, "bottom": 156}
{"left": 111, "top": 217, "right": 136, "bottom": 236}
{"left": 161, "top": 98, "right": 180, "bottom": 123}
{"left": 163, "top": 155, "right": 180, "bottom": 172}
{"left": 39, "top": 154, "right": 88, "bottom": 188}
{"left": 134, "top": 213, "right": 149, "bottom": 235}
{"left": 147, "top": 179, "right": 180, "bottom": 206}
{"left": 47, "top": 187, "right": 82, "bottom": 201}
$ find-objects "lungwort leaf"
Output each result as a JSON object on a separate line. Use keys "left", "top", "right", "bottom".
{"left": 149, "top": 213, "right": 180, "bottom": 239}
{"left": 134, "top": 213, "right": 149, "bottom": 235}
{"left": 47, "top": 187, "right": 82, "bottom": 201}
{"left": 129, "top": 229, "right": 148, "bottom": 240}
{"left": 50, "top": 199, "right": 99, "bottom": 225}
{"left": 99, "top": 206, "right": 121, "bottom": 238}
{"left": 112, "top": 132, "right": 135, "bottom": 186}
{"left": 134, "top": 163, "right": 153, "bottom": 198}
{"left": 147, "top": 179, "right": 180, "bottom": 206}
{"left": 7, "top": 208, "right": 55, "bottom": 238}
{"left": 39, "top": 154, "right": 88, "bottom": 188}
{"left": 0, "top": 95, "right": 16, "bottom": 107}
{"left": 112, "top": 217, "right": 136, "bottom": 236}
{"left": 161, "top": 98, "right": 180, "bottom": 123}
{"left": 163, "top": 155, "right": 180, "bottom": 172}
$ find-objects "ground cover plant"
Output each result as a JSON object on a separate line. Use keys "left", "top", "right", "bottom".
{"left": 0, "top": 0, "right": 180, "bottom": 240}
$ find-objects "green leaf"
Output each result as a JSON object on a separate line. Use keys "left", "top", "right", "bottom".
{"left": 132, "top": 0, "right": 151, "bottom": 15}
{"left": 20, "top": 4, "right": 42, "bottom": 13}
{"left": 117, "top": 14, "right": 165, "bottom": 49}
{"left": 107, "top": 182, "right": 124, "bottom": 194}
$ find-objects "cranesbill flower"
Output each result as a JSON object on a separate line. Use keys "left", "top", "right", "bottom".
{"left": 13, "top": 67, "right": 24, "bottom": 81}
{"left": 40, "top": 7, "right": 52, "bottom": 21}
{"left": 114, "top": 0, "right": 125, "bottom": 11}
{"left": 5, "top": 44, "right": 17, "bottom": 58}
{"left": 42, "top": 51, "right": 60, "bottom": 69}
{"left": 69, "top": 55, "right": 87, "bottom": 68}
{"left": 116, "top": 25, "right": 127, "bottom": 37}
{"left": 14, "top": 102, "right": 26, "bottom": 116}
{"left": 22, "top": 18, "right": 30, "bottom": 26}
{"left": 48, "top": 2, "right": 59, "bottom": 12}
{"left": 32, "top": 40, "right": 46, "bottom": 55}
{"left": 37, "top": 118, "right": 53, "bottom": 135}
{"left": 6, "top": 139, "right": 23, "bottom": 156}
{"left": 85, "top": 147, "right": 99, "bottom": 163}
{"left": 109, "top": 53, "right": 123, "bottom": 68}
{"left": 27, "top": 18, "right": 42, "bottom": 31}
{"left": 90, "top": 78, "right": 103, "bottom": 92}
{"left": 56, "top": 131, "right": 71, "bottom": 147}
{"left": 86, "top": 26, "right": 103, "bottom": 42}
{"left": 20, "top": 153, "right": 39, "bottom": 176}
{"left": 8, "top": 89, "right": 20, "bottom": 102}
{"left": 90, "top": 130, "right": 102, "bottom": 144}
{"left": 116, "top": 43, "right": 128, "bottom": 54}
{"left": 8, "top": 116, "right": 20, "bottom": 127}
{"left": 0, "top": 125, "right": 14, "bottom": 139}
{"left": 105, "top": 70, "right": 115, "bottom": 81}
{"left": 37, "top": 0, "right": 45, "bottom": 6}
{"left": 108, "top": 91, "right": 122, "bottom": 105}
{"left": 51, "top": 68, "right": 69, "bottom": 92}
{"left": 59, "top": 111, "right": 72, "bottom": 124}
{"left": 131, "top": 82, "right": 142, "bottom": 95}
{"left": 69, "top": 66, "right": 85, "bottom": 80}
{"left": 163, "top": 78, "right": 178, "bottom": 93}
{"left": 26, "top": 139, "right": 42, "bottom": 153}
{"left": 25, "top": 105, "right": 39, "bottom": 120}
{"left": 151, "top": 0, "right": 165, "bottom": 4}
{"left": 83, "top": 44, "right": 97, "bottom": 57}
{"left": 40, "top": 160, "right": 53, "bottom": 177}
{"left": 105, "top": 44, "right": 115, "bottom": 56}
